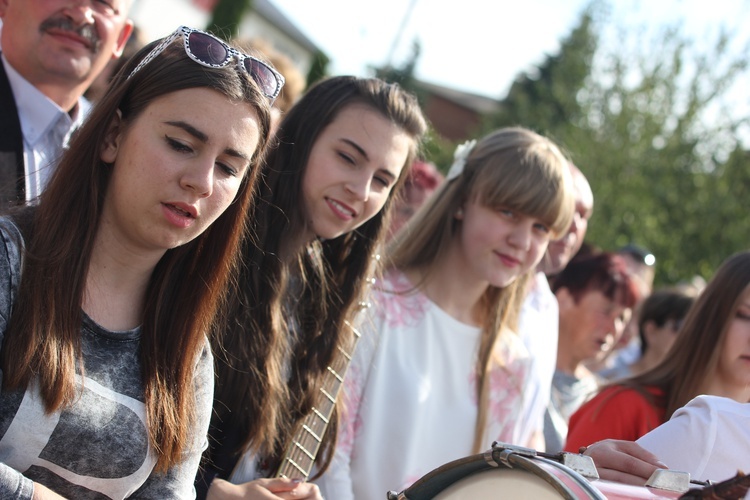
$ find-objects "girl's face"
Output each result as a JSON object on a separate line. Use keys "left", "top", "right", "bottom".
{"left": 455, "top": 201, "right": 551, "bottom": 289}
{"left": 301, "top": 103, "right": 411, "bottom": 240}
{"left": 716, "top": 289, "right": 750, "bottom": 392}
{"left": 100, "top": 87, "right": 261, "bottom": 256}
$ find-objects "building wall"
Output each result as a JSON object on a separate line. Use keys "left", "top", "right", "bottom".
{"left": 422, "top": 94, "right": 484, "bottom": 142}
{"left": 239, "top": 14, "right": 314, "bottom": 76}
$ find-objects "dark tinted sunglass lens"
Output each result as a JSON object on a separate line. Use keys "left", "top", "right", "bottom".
{"left": 188, "top": 32, "right": 229, "bottom": 66}
{"left": 244, "top": 59, "right": 278, "bottom": 97}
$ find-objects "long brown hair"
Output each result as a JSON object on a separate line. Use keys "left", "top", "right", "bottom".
{"left": 386, "top": 127, "right": 575, "bottom": 453}
{"left": 0, "top": 38, "right": 272, "bottom": 471}
{"left": 619, "top": 250, "right": 750, "bottom": 419}
{"left": 211, "top": 76, "right": 427, "bottom": 476}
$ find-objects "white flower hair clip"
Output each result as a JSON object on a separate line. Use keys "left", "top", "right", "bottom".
{"left": 446, "top": 139, "right": 477, "bottom": 181}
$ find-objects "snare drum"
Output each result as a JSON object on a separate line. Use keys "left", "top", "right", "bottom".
{"left": 387, "top": 445, "right": 690, "bottom": 499}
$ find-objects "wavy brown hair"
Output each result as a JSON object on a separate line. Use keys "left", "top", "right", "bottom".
{"left": 210, "top": 76, "right": 427, "bottom": 478}
{"left": 0, "top": 37, "right": 272, "bottom": 472}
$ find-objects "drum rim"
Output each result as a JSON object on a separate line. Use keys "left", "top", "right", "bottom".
{"left": 392, "top": 448, "right": 608, "bottom": 500}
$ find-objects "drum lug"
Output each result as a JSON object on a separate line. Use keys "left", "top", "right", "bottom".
{"left": 645, "top": 469, "right": 691, "bottom": 493}
{"left": 491, "top": 442, "right": 538, "bottom": 468}
{"left": 559, "top": 452, "right": 600, "bottom": 480}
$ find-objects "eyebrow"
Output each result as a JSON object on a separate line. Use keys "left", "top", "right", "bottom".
{"left": 340, "top": 138, "right": 397, "bottom": 182}
{"left": 165, "top": 120, "right": 251, "bottom": 162}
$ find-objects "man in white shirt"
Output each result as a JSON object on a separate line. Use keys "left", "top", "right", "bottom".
{"left": 0, "top": 0, "right": 133, "bottom": 205}
{"left": 517, "top": 162, "right": 594, "bottom": 448}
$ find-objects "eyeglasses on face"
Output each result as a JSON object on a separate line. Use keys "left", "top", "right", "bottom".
{"left": 127, "top": 26, "right": 285, "bottom": 103}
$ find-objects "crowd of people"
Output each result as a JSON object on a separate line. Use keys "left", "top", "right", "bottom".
{"left": 0, "top": 1, "right": 748, "bottom": 499}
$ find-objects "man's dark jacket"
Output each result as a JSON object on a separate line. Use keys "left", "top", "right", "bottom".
{"left": 0, "top": 58, "right": 27, "bottom": 206}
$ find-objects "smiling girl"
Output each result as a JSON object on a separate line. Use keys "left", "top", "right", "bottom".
{"left": 315, "top": 127, "right": 576, "bottom": 499}
{"left": 0, "top": 26, "right": 278, "bottom": 499}
{"left": 198, "top": 76, "right": 427, "bottom": 500}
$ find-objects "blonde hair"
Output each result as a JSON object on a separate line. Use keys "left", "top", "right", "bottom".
{"left": 387, "top": 126, "right": 575, "bottom": 452}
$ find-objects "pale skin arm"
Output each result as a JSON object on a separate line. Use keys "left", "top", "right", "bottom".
{"left": 207, "top": 477, "right": 323, "bottom": 500}
{"left": 32, "top": 482, "right": 67, "bottom": 499}
{"left": 583, "top": 439, "right": 669, "bottom": 486}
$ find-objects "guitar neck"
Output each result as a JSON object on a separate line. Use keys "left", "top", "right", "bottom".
{"left": 275, "top": 321, "right": 362, "bottom": 480}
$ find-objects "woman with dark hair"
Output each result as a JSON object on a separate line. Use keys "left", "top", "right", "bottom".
{"left": 566, "top": 251, "right": 750, "bottom": 452}
{"left": 199, "top": 76, "right": 428, "bottom": 499}
{"left": 0, "top": 26, "right": 279, "bottom": 499}
{"left": 543, "top": 252, "right": 640, "bottom": 453}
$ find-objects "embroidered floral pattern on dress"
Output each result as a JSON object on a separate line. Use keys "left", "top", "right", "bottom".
{"left": 372, "top": 270, "right": 429, "bottom": 329}
{"left": 468, "top": 334, "right": 532, "bottom": 443}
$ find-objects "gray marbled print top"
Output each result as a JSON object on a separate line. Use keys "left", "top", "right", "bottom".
{"left": 0, "top": 218, "right": 213, "bottom": 499}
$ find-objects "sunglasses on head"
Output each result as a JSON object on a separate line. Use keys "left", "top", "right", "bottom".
{"left": 127, "top": 26, "right": 285, "bottom": 103}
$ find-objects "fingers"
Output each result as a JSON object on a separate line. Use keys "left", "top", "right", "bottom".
{"left": 584, "top": 439, "right": 668, "bottom": 484}
{"left": 256, "top": 478, "right": 323, "bottom": 499}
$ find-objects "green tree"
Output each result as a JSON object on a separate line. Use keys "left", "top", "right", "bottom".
{"left": 375, "top": 39, "right": 421, "bottom": 94}
{"left": 306, "top": 49, "right": 331, "bottom": 88}
{"left": 483, "top": 4, "right": 598, "bottom": 139}
{"left": 207, "top": 0, "right": 253, "bottom": 39}
{"left": 574, "top": 21, "right": 749, "bottom": 284}
{"left": 486, "top": 1, "right": 750, "bottom": 285}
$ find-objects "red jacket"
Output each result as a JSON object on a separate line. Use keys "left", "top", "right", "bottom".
{"left": 564, "top": 385, "right": 666, "bottom": 452}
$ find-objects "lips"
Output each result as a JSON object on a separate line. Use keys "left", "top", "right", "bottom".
{"left": 46, "top": 28, "right": 93, "bottom": 50}
{"left": 326, "top": 197, "right": 356, "bottom": 221}
{"left": 165, "top": 202, "right": 197, "bottom": 218}
{"left": 161, "top": 202, "right": 199, "bottom": 229}
{"left": 495, "top": 252, "right": 521, "bottom": 267}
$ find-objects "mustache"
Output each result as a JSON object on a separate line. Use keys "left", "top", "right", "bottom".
{"left": 39, "top": 16, "right": 100, "bottom": 52}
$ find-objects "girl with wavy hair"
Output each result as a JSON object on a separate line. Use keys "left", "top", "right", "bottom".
{"left": 199, "top": 76, "right": 427, "bottom": 500}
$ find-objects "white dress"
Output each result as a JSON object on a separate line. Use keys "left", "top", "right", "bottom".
{"left": 637, "top": 395, "right": 750, "bottom": 484}
{"left": 315, "top": 270, "right": 532, "bottom": 500}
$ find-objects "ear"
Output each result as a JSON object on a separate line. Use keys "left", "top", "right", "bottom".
{"left": 112, "top": 20, "right": 134, "bottom": 58}
{"left": 100, "top": 110, "right": 124, "bottom": 164}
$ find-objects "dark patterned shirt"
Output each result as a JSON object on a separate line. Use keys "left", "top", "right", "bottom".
{"left": 0, "top": 218, "right": 213, "bottom": 499}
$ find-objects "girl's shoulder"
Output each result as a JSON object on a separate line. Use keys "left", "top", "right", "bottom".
{"left": 369, "top": 268, "right": 430, "bottom": 327}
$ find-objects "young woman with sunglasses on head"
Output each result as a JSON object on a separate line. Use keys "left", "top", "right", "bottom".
{"left": 196, "top": 76, "right": 427, "bottom": 500}
{"left": 315, "top": 127, "right": 576, "bottom": 499}
{"left": 0, "top": 26, "right": 279, "bottom": 499}
{"left": 564, "top": 250, "right": 750, "bottom": 453}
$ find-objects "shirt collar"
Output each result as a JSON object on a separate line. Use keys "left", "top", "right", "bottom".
{"left": 2, "top": 53, "right": 86, "bottom": 145}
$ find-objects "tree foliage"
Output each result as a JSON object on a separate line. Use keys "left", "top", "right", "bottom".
{"left": 485, "top": 1, "right": 750, "bottom": 285}
{"left": 306, "top": 49, "right": 331, "bottom": 88}
{"left": 206, "top": 0, "right": 253, "bottom": 39}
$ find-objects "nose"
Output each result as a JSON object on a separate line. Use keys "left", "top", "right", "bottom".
{"left": 180, "top": 160, "right": 214, "bottom": 198}
{"left": 345, "top": 173, "right": 371, "bottom": 202}
{"left": 62, "top": 1, "right": 96, "bottom": 25}
{"left": 508, "top": 223, "right": 532, "bottom": 251}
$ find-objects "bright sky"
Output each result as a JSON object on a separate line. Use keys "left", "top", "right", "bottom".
{"left": 270, "top": 0, "right": 750, "bottom": 99}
